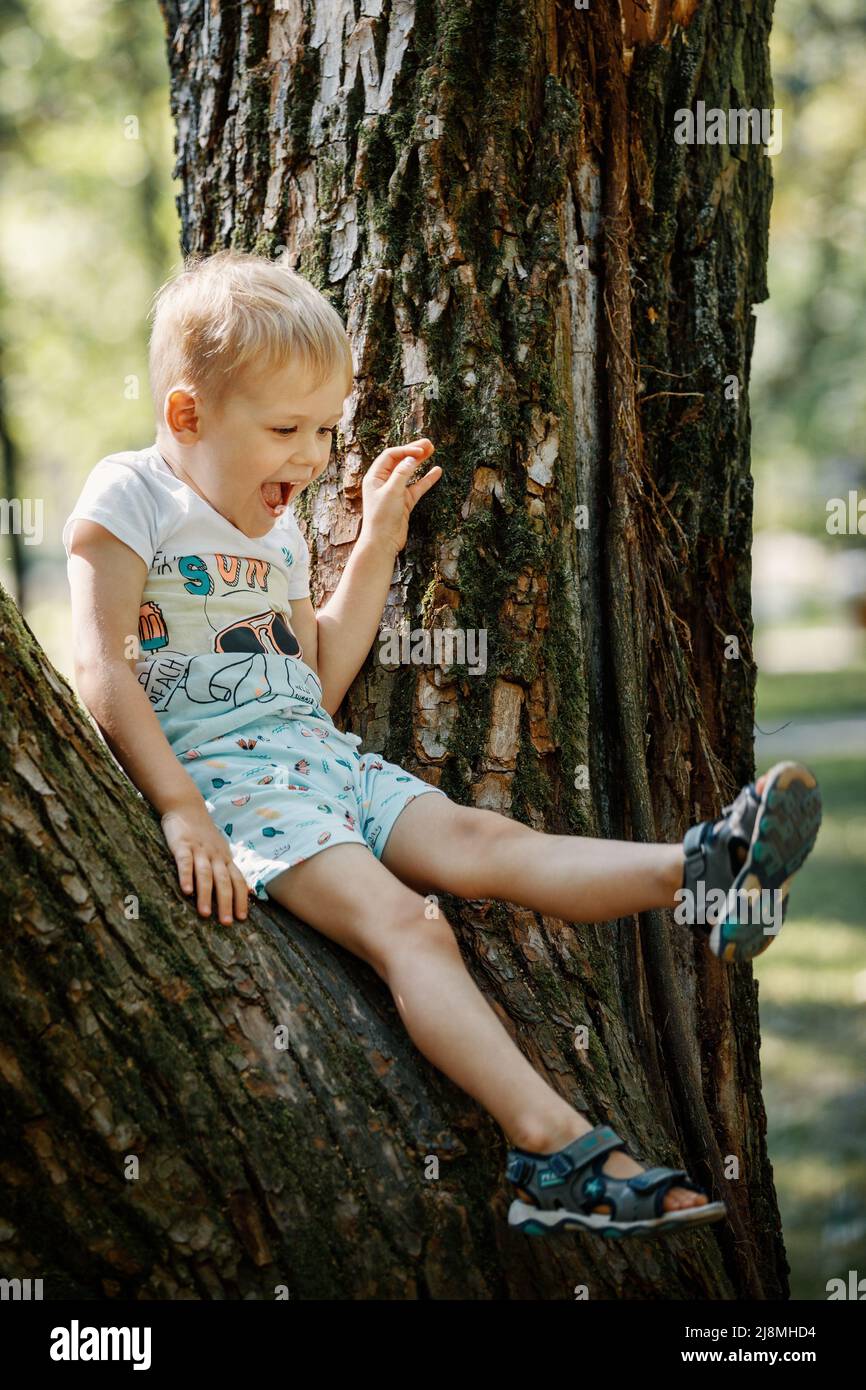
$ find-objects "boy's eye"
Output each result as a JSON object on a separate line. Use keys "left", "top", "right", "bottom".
{"left": 271, "top": 427, "right": 335, "bottom": 437}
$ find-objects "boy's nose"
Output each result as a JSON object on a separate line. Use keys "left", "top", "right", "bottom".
{"left": 298, "top": 461, "right": 326, "bottom": 480}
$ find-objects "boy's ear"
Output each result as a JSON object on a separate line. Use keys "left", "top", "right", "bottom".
{"left": 165, "top": 388, "right": 201, "bottom": 440}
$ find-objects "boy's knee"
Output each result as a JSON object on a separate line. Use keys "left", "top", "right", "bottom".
{"left": 378, "top": 897, "right": 461, "bottom": 967}
{"left": 394, "top": 896, "right": 458, "bottom": 942}
{"left": 454, "top": 803, "right": 526, "bottom": 853}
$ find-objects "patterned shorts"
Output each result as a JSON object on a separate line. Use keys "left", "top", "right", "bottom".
{"left": 179, "top": 704, "right": 449, "bottom": 901}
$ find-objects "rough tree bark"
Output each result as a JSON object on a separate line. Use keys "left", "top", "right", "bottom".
{"left": 1, "top": 0, "right": 786, "bottom": 1298}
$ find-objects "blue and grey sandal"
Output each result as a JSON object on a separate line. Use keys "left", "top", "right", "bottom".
{"left": 506, "top": 1124, "right": 727, "bottom": 1238}
{"left": 681, "top": 761, "right": 822, "bottom": 964}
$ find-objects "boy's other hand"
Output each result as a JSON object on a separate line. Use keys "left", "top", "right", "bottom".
{"left": 360, "top": 438, "right": 441, "bottom": 554}
{"left": 161, "top": 802, "right": 252, "bottom": 925}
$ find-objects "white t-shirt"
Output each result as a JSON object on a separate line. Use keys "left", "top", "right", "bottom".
{"left": 62, "top": 441, "right": 324, "bottom": 754}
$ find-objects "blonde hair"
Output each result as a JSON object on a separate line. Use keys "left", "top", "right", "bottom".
{"left": 147, "top": 249, "right": 354, "bottom": 427}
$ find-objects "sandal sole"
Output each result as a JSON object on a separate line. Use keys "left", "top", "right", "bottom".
{"left": 507, "top": 1198, "right": 728, "bottom": 1239}
{"left": 709, "top": 761, "right": 822, "bottom": 964}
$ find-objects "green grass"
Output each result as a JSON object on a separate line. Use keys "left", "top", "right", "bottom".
{"left": 753, "top": 753, "right": 866, "bottom": 1299}
{"left": 756, "top": 666, "right": 866, "bottom": 724}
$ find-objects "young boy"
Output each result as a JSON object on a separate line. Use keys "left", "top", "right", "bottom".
{"left": 63, "top": 249, "right": 822, "bottom": 1241}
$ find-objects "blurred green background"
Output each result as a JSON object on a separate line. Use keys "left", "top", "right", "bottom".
{"left": 0, "top": 0, "right": 863, "bottom": 1298}
{"left": 749, "top": 0, "right": 866, "bottom": 1302}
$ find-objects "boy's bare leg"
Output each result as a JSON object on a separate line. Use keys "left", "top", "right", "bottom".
{"left": 265, "top": 843, "right": 707, "bottom": 1211}
{"left": 379, "top": 776, "right": 769, "bottom": 921}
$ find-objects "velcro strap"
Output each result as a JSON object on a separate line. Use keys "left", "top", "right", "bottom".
{"left": 550, "top": 1124, "right": 625, "bottom": 1177}
{"left": 628, "top": 1165, "right": 688, "bottom": 1192}
{"left": 506, "top": 1155, "right": 533, "bottom": 1184}
{"left": 549, "top": 1151, "right": 574, "bottom": 1177}
{"left": 682, "top": 822, "right": 708, "bottom": 887}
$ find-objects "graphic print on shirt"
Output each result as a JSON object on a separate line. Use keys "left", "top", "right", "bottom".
{"left": 136, "top": 548, "right": 311, "bottom": 717}
{"left": 140, "top": 549, "right": 302, "bottom": 656}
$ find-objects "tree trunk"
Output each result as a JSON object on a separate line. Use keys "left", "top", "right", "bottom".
{"left": 0, "top": 0, "right": 785, "bottom": 1298}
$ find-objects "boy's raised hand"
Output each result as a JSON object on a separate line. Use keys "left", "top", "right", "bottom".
{"left": 360, "top": 438, "right": 441, "bottom": 554}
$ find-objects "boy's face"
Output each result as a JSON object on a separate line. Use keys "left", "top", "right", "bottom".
{"left": 163, "top": 359, "right": 348, "bottom": 537}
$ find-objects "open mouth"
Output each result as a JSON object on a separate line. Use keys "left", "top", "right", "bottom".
{"left": 260, "top": 480, "right": 297, "bottom": 516}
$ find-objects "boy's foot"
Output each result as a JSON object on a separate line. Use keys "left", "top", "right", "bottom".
{"left": 506, "top": 1123, "right": 726, "bottom": 1238}
{"left": 681, "top": 761, "right": 822, "bottom": 964}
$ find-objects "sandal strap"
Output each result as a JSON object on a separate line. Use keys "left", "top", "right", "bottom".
{"left": 723, "top": 781, "right": 759, "bottom": 816}
{"left": 682, "top": 822, "right": 709, "bottom": 887}
{"left": 507, "top": 1124, "right": 625, "bottom": 1188}
{"left": 627, "top": 1165, "right": 689, "bottom": 1193}
{"left": 591, "top": 1164, "right": 707, "bottom": 1222}
{"left": 682, "top": 779, "right": 763, "bottom": 915}
{"left": 545, "top": 1125, "right": 626, "bottom": 1179}
{"left": 721, "top": 782, "right": 761, "bottom": 848}
{"left": 683, "top": 782, "right": 762, "bottom": 893}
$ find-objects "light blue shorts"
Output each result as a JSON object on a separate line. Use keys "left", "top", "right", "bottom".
{"left": 178, "top": 702, "right": 449, "bottom": 901}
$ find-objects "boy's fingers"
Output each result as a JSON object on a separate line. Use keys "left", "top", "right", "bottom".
{"left": 193, "top": 853, "right": 213, "bottom": 915}
{"left": 236, "top": 876, "right": 250, "bottom": 919}
{"left": 407, "top": 464, "right": 442, "bottom": 501}
{"left": 212, "top": 860, "right": 235, "bottom": 925}
{"left": 383, "top": 458, "right": 434, "bottom": 494}
{"left": 369, "top": 440, "right": 434, "bottom": 480}
{"left": 232, "top": 870, "right": 249, "bottom": 920}
{"left": 387, "top": 438, "right": 432, "bottom": 458}
{"left": 175, "top": 847, "right": 194, "bottom": 893}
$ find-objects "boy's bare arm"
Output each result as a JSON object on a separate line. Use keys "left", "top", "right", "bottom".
{"left": 67, "top": 520, "right": 206, "bottom": 815}
{"left": 308, "top": 438, "right": 441, "bottom": 714}
{"left": 313, "top": 532, "right": 399, "bottom": 716}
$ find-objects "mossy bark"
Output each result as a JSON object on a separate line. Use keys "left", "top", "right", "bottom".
{"left": 0, "top": 0, "right": 784, "bottom": 1298}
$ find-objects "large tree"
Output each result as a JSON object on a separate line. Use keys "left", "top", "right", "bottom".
{"left": 0, "top": 0, "right": 784, "bottom": 1298}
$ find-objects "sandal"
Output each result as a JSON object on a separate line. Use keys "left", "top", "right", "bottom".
{"left": 681, "top": 760, "right": 822, "bottom": 964}
{"left": 506, "top": 1125, "right": 727, "bottom": 1238}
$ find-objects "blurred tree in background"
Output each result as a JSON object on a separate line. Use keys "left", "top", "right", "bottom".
{"left": 0, "top": 0, "right": 178, "bottom": 640}
{"left": 750, "top": 0, "right": 866, "bottom": 663}
{"left": 752, "top": 0, "right": 866, "bottom": 538}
